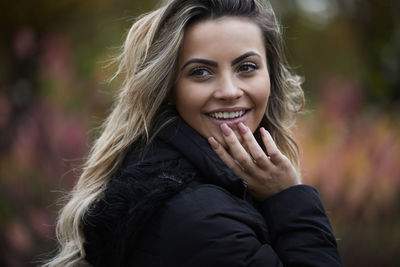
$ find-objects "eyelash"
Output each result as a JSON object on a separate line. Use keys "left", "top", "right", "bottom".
{"left": 238, "top": 62, "right": 258, "bottom": 73}
{"left": 188, "top": 67, "right": 212, "bottom": 79}
{"left": 188, "top": 62, "right": 259, "bottom": 79}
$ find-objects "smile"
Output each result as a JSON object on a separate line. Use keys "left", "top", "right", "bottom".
{"left": 208, "top": 110, "right": 246, "bottom": 120}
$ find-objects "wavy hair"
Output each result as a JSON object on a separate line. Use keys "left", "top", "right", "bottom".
{"left": 44, "top": 0, "right": 304, "bottom": 265}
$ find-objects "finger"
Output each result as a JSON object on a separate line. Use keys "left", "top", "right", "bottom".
{"left": 260, "top": 127, "right": 284, "bottom": 165}
{"left": 208, "top": 137, "right": 246, "bottom": 175}
{"left": 237, "top": 123, "right": 271, "bottom": 169}
{"left": 220, "top": 123, "right": 254, "bottom": 170}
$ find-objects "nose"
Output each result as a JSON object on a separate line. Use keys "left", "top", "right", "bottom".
{"left": 213, "top": 74, "right": 244, "bottom": 100}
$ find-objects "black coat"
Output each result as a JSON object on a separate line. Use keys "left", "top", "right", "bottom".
{"left": 83, "top": 114, "right": 343, "bottom": 267}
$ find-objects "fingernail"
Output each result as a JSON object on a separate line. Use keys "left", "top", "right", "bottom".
{"left": 208, "top": 137, "right": 219, "bottom": 149}
{"left": 238, "top": 123, "right": 248, "bottom": 134}
{"left": 260, "top": 127, "right": 267, "bottom": 136}
{"left": 221, "top": 123, "right": 231, "bottom": 136}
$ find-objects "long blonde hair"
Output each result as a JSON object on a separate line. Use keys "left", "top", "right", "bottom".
{"left": 45, "top": 0, "right": 303, "bottom": 266}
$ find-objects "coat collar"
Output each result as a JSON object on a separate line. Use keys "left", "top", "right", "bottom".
{"left": 155, "top": 110, "right": 247, "bottom": 198}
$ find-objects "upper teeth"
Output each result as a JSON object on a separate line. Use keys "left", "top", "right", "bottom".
{"left": 209, "top": 111, "right": 246, "bottom": 119}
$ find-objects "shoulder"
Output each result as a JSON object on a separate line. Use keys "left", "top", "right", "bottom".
{"left": 83, "top": 170, "right": 189, "bottom": 266}
{"left": 161, "top": 185, "right": 238, "bottom": 233}
{"left": 161, "top": 184, "right": 267, "bottom": 238}
{"left": 158, "top": 184, "right": 271, "bottom": 266}
{"left": 164, "top": 184, "right": 262, "bottom": 223}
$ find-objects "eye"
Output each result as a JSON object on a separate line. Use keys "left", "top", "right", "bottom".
{"left": 189, "top": 67, "right": 212, "bottom": 79}
{"left": 237, "top": 62, "right": 258, "bottom": 73}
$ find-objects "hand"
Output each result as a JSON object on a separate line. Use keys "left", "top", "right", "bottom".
{"left": 208, "top": 122, "right": 301, "bottom": 200}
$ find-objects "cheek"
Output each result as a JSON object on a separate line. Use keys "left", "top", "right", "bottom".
{"left": 261, "top": 89, "right": 270, "bottom": 110}
{"left": 250, "top": 72, "right": 270, "bottom": 98}
{"left": 252, "top": 79, "right": 270, "bottom": 109}
{"left": 175, "top": 92, "right": 194, "bottom": 120}
{"left": 173, "top": 83, "right": 208, "bottom": 131}
{"left": 259, "top": 77, "right": 271, "bottom": 109}
{"left": 174, "top": 84, "right": 192, "bottom": 110}
{"left": 248, "top": 81, "right": 270, "bottom": 131}
{"left": 175, "top": 82, "right": 214, "bottom": 121}
{"left": 257, "top": 86, "right": 270, "bottom": 102}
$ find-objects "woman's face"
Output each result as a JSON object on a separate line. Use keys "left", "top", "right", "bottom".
{"left": 173, "top": 17, "right": 270, "bottom": 147}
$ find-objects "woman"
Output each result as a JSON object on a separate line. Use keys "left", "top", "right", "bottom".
{"left": 46, "top": 0, "right": 343, "bottom": 266}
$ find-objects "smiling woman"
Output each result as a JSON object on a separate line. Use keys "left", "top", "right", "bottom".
{"left": 173, "top": 17, "right": 270, "bottom": 147}
{"left": 45, "top": 0, "right": 343, "bottom": 266}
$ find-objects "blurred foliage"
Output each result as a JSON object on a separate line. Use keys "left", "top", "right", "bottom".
{"left": 271, "top": 0, "right": 400, "bottom": 107}
{"left": 0, "top": 0, "right": 399, "bottom": 266}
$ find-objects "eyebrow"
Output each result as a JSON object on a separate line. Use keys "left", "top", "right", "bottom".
{"left": 181, "top": 51, "right": 261, "bottom": 71}
{"left": 181, "top": 58, "right": 218, "bottom": 70}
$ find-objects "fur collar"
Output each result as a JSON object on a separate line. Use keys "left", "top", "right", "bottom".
{"left": 83, "top": 110, "right": 246, "bottom": 266}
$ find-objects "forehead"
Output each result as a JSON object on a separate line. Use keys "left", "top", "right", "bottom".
{"left": 179, "top": 17, "right": 266, "bottom": 62}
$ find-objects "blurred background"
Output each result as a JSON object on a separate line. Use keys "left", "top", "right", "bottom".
{"left": 0, "top": 0, "right": 399, "bottom": 266}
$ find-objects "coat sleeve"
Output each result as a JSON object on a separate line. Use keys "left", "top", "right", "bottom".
{"left": 261, "top": 185, "right": 344, "bottom": 267}
{"left": 159, "top": 184, "right": 343, "bottom": 267}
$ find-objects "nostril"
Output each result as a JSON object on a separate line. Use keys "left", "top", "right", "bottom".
{"left": 214, "top": 84, "right": 244, "bottom": 100}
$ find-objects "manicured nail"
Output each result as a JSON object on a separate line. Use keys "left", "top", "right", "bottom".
{"left": 221, "top": 123, "right": 231, "bottom": 136}
{"left": 260, "top": 127, "right": 267, "bottom": 136}
{"left": 238, "top": 122, "right": 248, "bottom": 134}
{"left": 208, "top": 137, "right": 219, "bottom": 149}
